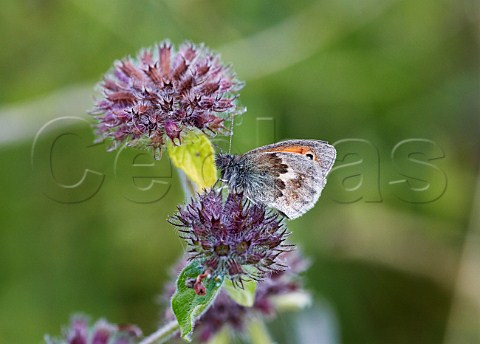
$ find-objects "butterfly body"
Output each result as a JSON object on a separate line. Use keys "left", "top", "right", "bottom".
{"left": 216, "top": 139, "right": 336, "bottom": 219}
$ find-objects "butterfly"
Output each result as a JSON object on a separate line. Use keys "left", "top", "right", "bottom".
{"left": 215, "top": 139, "right": 336, "bottom": 219}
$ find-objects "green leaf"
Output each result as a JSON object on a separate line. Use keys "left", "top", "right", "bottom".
{"left": 166, "top": 131, "right": 217, "bottom": 190}
{"left": 223, "top": 278, "right": 257, "bottom": 307}
{"left": 171, "top": 262, "right": 224, "bottom": 342}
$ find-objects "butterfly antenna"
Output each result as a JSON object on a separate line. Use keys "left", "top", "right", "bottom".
{"left": 228, "top": 112, "right": 234, "bottom": 154}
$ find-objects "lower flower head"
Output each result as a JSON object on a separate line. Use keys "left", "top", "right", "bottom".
{"left": 169, "top": 189, "right": 292, "bottom": 285}
{"left": 44, "top": 315, "right": 141, "bottom": 344}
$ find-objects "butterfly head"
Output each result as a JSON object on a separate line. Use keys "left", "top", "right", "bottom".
{"left": 215, "top": 152, "right": 243, "bottom": 185}
{"left": 215, "top": 153, "right": 235, "bottom": 174}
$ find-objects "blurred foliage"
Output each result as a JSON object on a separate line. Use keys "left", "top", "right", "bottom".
{"left": 0, "top": 0, "right": 478, "bottom": 343}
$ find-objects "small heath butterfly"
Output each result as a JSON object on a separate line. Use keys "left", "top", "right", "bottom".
{"left": 216, "top": 139, "right": 336, "bottom": 219}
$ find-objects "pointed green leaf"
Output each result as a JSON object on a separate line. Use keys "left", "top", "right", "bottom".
{"left": 171, "top": 262, "right": 224, "bottom": 342}
{"left": 166, "top": 131, "right": 217, "bottom": 190}
{"left": 223, "top": 278, "right": 257, "bottom": 307}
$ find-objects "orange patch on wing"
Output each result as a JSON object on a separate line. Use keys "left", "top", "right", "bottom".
{"left": 267, "top": 146, "right": 317, "bottom": 160}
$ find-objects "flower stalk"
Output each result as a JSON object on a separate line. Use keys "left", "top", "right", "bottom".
{"left": 138, "top": 320, "right": 180, "bottom": 344}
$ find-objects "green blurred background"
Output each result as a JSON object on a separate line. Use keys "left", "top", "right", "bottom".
{"left": 0, "top": 0, "right": 479, "bottom": 343}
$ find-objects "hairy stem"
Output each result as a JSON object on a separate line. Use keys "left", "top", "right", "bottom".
{"left": 139, "top": 320, "right": 180, "bottom": 344}
{"left": 249, "top": 319, "right": 274, "bottom": 344}
{"left": 177, "top": 169, "right": 196, "bottom": 200}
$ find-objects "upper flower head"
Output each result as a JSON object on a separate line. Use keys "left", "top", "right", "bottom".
{"left": 92, "top": 40, "right": 244, "bottom": 157}
{"left": 44, "top": 315, "right": 141, "bottom": 344}
{"left": 169, "top": 189, "right": 292, "bottom": 286}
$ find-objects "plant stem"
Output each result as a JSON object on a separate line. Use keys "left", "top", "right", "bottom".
{"left": 248, "top": 319, "right": 274, "bottom": 344}
{"left": 139, "top": 320, "right": 180, "bottom": 344}
{"left": 443, "top": 167, "right": 480, "bottom": 343}
{"left": 177, "top": 169, "right": 196, "bottom": 200}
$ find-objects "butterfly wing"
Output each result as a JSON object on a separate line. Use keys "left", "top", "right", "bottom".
{"left": 242, "top": 140, "right": 336, "bottom": 219}
{"left": 246, "top": 139, "right": 336, "bottom": 176}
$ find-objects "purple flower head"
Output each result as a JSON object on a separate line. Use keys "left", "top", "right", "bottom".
{"left": 92, "top": 40, "right": 244, "bottom": 157}
{"left": 45, "top": 315, "right": 142, "bottom": 344}
{"left": 169, "top": 189, "right": 292, "bottom": 287}
{"left": 162, "top": 251, "right": 310, "bottom": 343}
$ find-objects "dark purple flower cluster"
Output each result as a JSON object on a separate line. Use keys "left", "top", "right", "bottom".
{"left": 92, "top": 40, "right": 244, "bottom": 155}
{"left": 162, "top": 251, "right": 310, "bottom": 343}
{"left": 169, "top": 189, "right": 292, "bottom": 285}
{"left": 45, "top": 315, "right": 141, "bottom": 344}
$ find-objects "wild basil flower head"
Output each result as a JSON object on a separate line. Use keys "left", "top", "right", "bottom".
{"left": 169, "top": 189, "right": 292, "bottom": 285}
{"left": 44, "top": 315, "right": 141, "bottom": 344}
{"left": 92, "top": 40, "right": 244, "bottom": 156}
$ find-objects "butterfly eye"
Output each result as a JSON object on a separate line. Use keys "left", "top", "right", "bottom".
{"left": 306, "top": 152, "right": 315, "bottom": 160}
